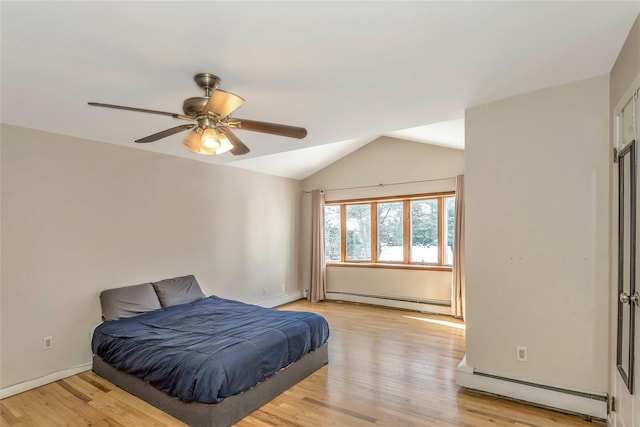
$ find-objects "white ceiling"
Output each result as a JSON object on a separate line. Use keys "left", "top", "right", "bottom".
{"left": 1, "top": 2, "right": 638, "bottom": 179}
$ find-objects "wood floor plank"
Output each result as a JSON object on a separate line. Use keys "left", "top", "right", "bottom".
{"left": 90, "top": 386, "right": 186, "bottom": 426}
{"left": 78, "top": 371, "right": 113, "bottom": 393}
{"left": 1, "top": 300, "right": 602, "bottom": 426}
{"left": 0, "top": 402, "right": 22, "bottom": 424}
{"left": 57, "top": 378, "right": 93, "bottom": 402}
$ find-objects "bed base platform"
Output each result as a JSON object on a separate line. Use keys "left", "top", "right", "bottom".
{"left": 93, "top": 343, "right": 328, "bottom": 427}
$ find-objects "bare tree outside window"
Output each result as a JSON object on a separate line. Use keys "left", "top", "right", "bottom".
{"left": 346, "top": 204, "right": 371, "bottom": 261}
{"left": 377, "top": 202, "right": 403, "bottom": 261}
{"left": 444, "top": 196, "right": 455, "bottom": 265}
{"left": 324, "top": 205, "right": 341, "bottom": 262}
{"left": 410, "top": 199, "right": 438, "bottom": 263}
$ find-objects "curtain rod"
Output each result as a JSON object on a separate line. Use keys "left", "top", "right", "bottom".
{"left": 302, "top": 176, "right": 457, "bottom": 193}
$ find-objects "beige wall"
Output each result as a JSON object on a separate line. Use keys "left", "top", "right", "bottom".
{"left": 610, "top": 14, "right": 639, "bottom": 110}
{"left": 301, "top": 137, "right": 465, "bottom": 303}
{"left": 0, "top": 125, "right": 301, "bottom": 388}
{"left": 465, "top": 75, "right": 610, "bottom": 393}
{"left": 327, "top": 267, "right": 452, "bottom": 302}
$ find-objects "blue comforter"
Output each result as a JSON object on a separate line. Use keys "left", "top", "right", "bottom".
{"left": 91, "top": 296, "right": 329, "bottom": 403}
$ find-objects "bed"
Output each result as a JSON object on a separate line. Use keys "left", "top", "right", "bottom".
{"left": 91, "top": 275, "right": 329, "bottom": 427}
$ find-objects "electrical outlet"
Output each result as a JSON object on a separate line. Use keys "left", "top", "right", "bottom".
{"left": 517, "top": 346, "right": 527, "bottom": 362}
{"left": 263, "top": 288, "right": 268, "bottom": 296}
{"left": 282, "top": 283, "right": 285, "bottom": 293}
{"left": 43, "top": 336, "right": 53, "bottom": 350}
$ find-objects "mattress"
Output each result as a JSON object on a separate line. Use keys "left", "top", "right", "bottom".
{"left": 91, "top": 296, "right": 330, "bottom": 404}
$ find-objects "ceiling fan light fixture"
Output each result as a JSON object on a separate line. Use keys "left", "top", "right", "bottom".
{"left": 216, "top": 133, "right": 233, "bottom": 155}
{"left": 182, "top": 129, "right": 207, "bottom": 154}
{"left": 182, "top": 127, "right": 235, "bottom": 156}
{"left": 201, "top": 128, "right": 221, "bottom": 151}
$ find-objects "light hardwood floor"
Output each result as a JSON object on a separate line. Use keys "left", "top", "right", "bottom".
{"left": 1, "top": 300, "right": 602, "bottom": 426}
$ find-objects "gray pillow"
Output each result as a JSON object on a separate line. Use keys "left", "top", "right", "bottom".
{"left": 152, "top": 275, "right": 205, "bottom": 308}
{"left": 100, "top": 283, "right": 162, "bottom": 321}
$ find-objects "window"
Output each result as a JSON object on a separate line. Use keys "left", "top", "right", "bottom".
{"left": 324, "top": 192, "right": 455, "bottom": 269}
{"left": 377, "top": 202, "right": 403, "bottom": 262}
{"left": 325, "top": 205, "right": 341, "bottom": 262}
{"left": 444, "top": 196, "right": 455, "bottom": 265}
{"left": 345, "top": 204, "right": 371, "bottom": 261}
{"left": 410, "top": 199, "right": 438, "bottom": 264}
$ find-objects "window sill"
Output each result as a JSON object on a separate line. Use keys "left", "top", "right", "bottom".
{"left": 326, "top": 262, "right": 452, "bottom": 272}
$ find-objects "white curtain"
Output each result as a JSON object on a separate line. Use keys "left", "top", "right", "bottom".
{"left": 451, "top": 175, "right": 465, "bottom": 319}
{"left": 309, "top": 190, "right": 327, "bottom": 302}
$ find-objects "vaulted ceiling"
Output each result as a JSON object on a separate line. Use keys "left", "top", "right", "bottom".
{"left": 2, "top": 2, "right": 638, "bottom": 179}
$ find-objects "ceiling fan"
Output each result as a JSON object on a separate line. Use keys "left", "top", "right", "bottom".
{"left": 88, "top": 73, "right": 307, "bottom": 156}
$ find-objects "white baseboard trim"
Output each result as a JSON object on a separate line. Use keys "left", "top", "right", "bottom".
{"left": 0, "top": 362, "right": 92, "bottom": 399}
{"left": 456, "top": 356, "right": 607, "bottom": 419}
{"left": 326, "top": 291, "right": 451, "bottom": 315}
{"left": 256, "top": 290, "right": 304, "bottom": 308}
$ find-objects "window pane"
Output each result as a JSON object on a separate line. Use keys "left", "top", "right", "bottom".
{"left": 324, "top": 205, "right": 341, "bottom": 262}
{"left": 377, "top": 202, "right": 404, "bottom": 262}
{"left": 410, "top": 199, "right": 438, "bottom": 263}
{"left": 444, "top": 196, "right": 455, "bottom": 265}
{"left": 346, "top": 204, "right": 371, "bottom": 261}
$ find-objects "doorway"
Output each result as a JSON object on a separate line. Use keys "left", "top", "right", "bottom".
{"left": 611, "top": 88, "right": 639, "bottom": 427}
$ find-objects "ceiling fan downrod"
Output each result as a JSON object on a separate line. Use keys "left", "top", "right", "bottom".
{"left": 193, "top": 73, "right": 220, "bottom": 97}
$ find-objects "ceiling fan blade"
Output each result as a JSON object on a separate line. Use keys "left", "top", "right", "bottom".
{"left": 218, "top": 127, "right": 250, "bottom": 155}
{"left": 228, "top": 118, "right": 307, "bottom": 139}
{"left": 202, "top": 90, "right": 245, "bottom": 119}
{"left": 88, "top": 102, "right": 193, "bottom": 121}
{"left": 135, "top": 124, "right": 195, "bottom": 143}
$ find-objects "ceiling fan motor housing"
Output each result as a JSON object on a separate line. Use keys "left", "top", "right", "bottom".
{"left": 183, "top": 97, "right": 209, "bottom": 116}
{"left": 184, "top": 73, "right": 222, "bottom": 116}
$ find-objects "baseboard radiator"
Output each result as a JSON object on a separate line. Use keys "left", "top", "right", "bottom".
{"left": 326, "top": 291, "right": 451, "bottom": 315}
{"left": 456, "top": 356, "right": 608, "bottom": 420}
